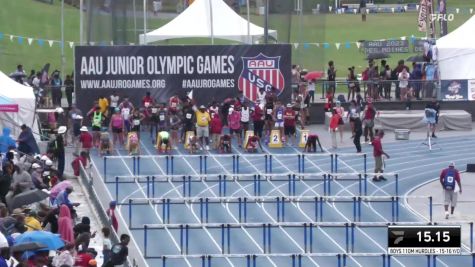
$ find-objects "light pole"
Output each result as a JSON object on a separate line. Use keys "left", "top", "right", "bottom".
{"left": 61, "top": 0, "right": 65, "bottom": 77}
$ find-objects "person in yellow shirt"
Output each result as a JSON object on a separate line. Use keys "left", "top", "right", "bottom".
{"left": 195, "top": 105, "right": 211, "bottom": 150}
{"left": 25, "top": 210, "right": 42, "bottom": 231}
{"left": 98, "top": 95, "right": 109, "bottom": 115}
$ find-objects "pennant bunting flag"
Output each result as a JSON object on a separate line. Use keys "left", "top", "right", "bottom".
{"left": 9, "top": 35, "right": 13, "bottom": 41}
{"left": 17, "top": 36, "right": 23, "bottom": 44}
{"left": 303, "top": 43, "right": 310, "bottom": 49}
{"left": 470, "top": 8, "right": 473, "bottom": 14}
{"left": 110, "top": 40, "right": 114, "bottom": 45}
{"left": 0, "top": 32, "right": 3, "bottom": 40}
{"left": 323, "top": 43, "right": 330, "bottom": 49}
{"left": 38, "top": 39, "right": 44, "bottom": 47}
{"left": 69, "top": 42, "right": 74, "bottom": 48}
{"left": 48, "top": 40, "right": 54, "bottom": 47}
{"left": 455, "top": 8, "right": 459, "bottom": 14}
{"left": 314, "top": 43, "right": 320, "bottom": 48}
{"left": 400, "top": 36, "right": 407, "bottom": 40}
{"left": 335, "top": 43, "right": 341, "bottom": 50}
{"left": 27, "top": 38, "right": 33, "bottom": 45}
{"left": 293, "top": 43, "right": 299, "bottom": 49}
{"left": 345, "top": 42, "right": 351, "bottom": 49}
{"left": 356, "top": 42, "right": 361, "bottom": 49}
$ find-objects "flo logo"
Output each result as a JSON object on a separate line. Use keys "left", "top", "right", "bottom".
{"left": 430, "top": 13, "right": 454, "bottom": 22}
{"left": 238, "top": 53, "right": 285, "bottom": 102}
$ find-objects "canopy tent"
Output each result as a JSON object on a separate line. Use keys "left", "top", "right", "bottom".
{"left": 139, "top": 0, "right": 277, "bottom": 44}
{"left": 437, "top": 15, "right": 475, "bottom": 80}
{"left": 0, "top": 71, "right": 39, "bottom": 139}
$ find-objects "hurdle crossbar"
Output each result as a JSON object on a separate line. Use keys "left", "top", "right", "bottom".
{"left": 136, "top": 221, "right": 472, "bottom": 229}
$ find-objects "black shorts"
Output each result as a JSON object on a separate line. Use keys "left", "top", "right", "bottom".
{"left": 230, "top": 128, "right": 241, "bottom": 135}
{"left": 131, "top": 126, "right": 140, "bottom": 132}
{"left": 113, "top": 128, "right": 122, "bottom": 134}
{"left": 92, "top": 126, "right": 101, "bottom": 131}
{"left": 265, "top": 114, "right": 273, "bottom": 121}
{"left": 284, "top": 126, "right": 296, "bottom": 136}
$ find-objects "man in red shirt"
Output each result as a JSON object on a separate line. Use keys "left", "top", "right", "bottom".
{"left": 284, "top": 104, "right": 296, "bottom": 146}
{"left": 372, "top": 130, "right": 390, "bottom": 181}
{"left": 439, "top": 162, "right": 462, "bottom": 219}
{"left": 329, "top": 109, "right": 341, "bottom": 149}
{"left": 363, "top": 101, "right": 376, "bottom": 143}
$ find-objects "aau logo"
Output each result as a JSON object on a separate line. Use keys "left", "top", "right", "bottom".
{"left": 238, "top": 53, "right": 285, "bottom": 102}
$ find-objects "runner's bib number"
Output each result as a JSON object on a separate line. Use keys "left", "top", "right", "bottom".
{"left": 133, "top": 119, "right": 140, "bottom": 126}
{"left": 186, "top": 113, "right": 192, "bottom": 119}
{"left": 159, "top": 115, "right": 165, "bottom": 121}
{"left": 267, "top": 109, "right": 272, "bottom": 115}
{"left": 151, "top": 108, "right": 158, "bottom": 114}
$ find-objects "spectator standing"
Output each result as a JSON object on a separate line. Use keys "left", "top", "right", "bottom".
{"left": 228, "top": 106, "right": 242, "bottom": 148}
{"left": 347, "top": 100, "right": 360, "bottom": 136}
{"left": 109, "top": 92, "right": 119, "bottom": 117}
{"left": 195, "top": 105, "right": 211, "bottom": 150}
{"left": 372, "top": 130, "right": 390, "bottom": 182}
{"left": 329, "top": 110, "right": 340, "bottom": 149}
{"left": 102, "top": 227, "right": 113, "bottom": 265}
{"left": 71, "top": 151, "right": 89, "bottom": 177}
{"left": 353, "top": 117, "right": 363, "bottom": 153}
{"left": 411, "top": 63, "right": 423, "bottom": 100}
{"left": 110, "top": 108, "right": 124, "bottom": 146}
{"left": 327, "top": 61, "right": 336, "bottom": 93}
{"left": 240, "top": 102, "right": 251, "bottom": 132}
{"left": 382, "top": 65, "right": 392, "bottom": 99}
{"left": 252, "top": 102, "right": 264, "bottom": 138}
{"left": 440, "top": 162, "right": 462, "bottom": 219}
{"left": 398, "top": 67, "right": 410, "bottom": 101}
{"left": 50, "top": 72, "right": 63, "bottom": 107}
{"left": 363, "top": 101, "right": 376, "bottom": 143}
{"left": 17, "top": 124, "right": 40, "bottom": 155}
{"left": 64, "top": 75, "right": 74, "bottom": 108}
{"left": 347, "top": 67, "right": 357, "bottom": 101}
{"left": 360, "top": 0, "right": 367, "bottom": 21}
{"left": 210, "top": 114, "right": 223, "bottom": 150}
{"left": 106, "top": 201, "right": 118, "bottom": 232}
{"left": 283, "top": 104, "right": 296, "bottom": 146}
{"left": 334, "top": 101, "right": 345, "bottom": 143}
{"left": 118, "top": 98, "right": 134, "bottom": 134}
{"left": 308, "top": 79, "right": 316, "bottom": 103}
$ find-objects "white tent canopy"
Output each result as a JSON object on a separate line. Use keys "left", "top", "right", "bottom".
{"left": 139, "top": 0, "right": 277, "bottom": 44}
{"left": 437, "top": 15, "right": 475, "bottom": 80}
{"left": 0, "top": 70, "right": 39, "bottom": 139}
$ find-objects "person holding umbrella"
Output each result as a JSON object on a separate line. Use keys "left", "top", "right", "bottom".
{"left": 17, "top": 124, "right": 40, "bottom": 155}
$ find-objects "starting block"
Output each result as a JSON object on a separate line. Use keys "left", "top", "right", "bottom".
{"left": 243, "top": 130, "right": 254, "bottom": 148}
{"left": 184, "top": 131, "right": 195, "bottom": 149}
{"left": 299, "top": 130, "right": 309, "bottom": 148}
{"left": 269, "top": 129, "right": 283, "bottom": 148}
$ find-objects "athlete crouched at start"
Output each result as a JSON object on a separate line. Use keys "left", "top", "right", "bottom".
{"left": 245, "top": 135, "right": 263, "bottom": 153}
{"left": 99, "top": 131, "right": 113, "bottom": 156}
{"left": 219, "top": 134, "right": 232, "bottom": 153}
{"left": 156, "top": 131, "right": 171, "bottom": 153}
{"left": 127, "top": 132, "right": 140, "bottom": 155}
{"left": 188, "top": 135, "right": 199, "bottom": 154}
{"left": 304, "top": 134, "right": 324, "bottom": 153}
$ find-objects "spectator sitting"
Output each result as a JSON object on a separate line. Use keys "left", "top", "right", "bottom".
{"left": 24, "top": 210, "right": 42, "bottom": 231}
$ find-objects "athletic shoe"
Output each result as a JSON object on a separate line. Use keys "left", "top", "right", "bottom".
{"left": 205, "top": 145, "right": 210, "bottom": 151}
{"left": 372, "top": 177, "right": 380, "bottom": 182}
{"left": 379, "top": 176, "right": 387, "bottom": 181}
{"left": 445, "top": 212, "right": 449, "bottom": 219}
{"left": 432, "top": 134, "right": 437, "bottom": 138}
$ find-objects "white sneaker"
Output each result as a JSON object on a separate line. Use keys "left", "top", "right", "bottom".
{"left": 205, "top": 145, "right": 210, "bottom": 151}
{"left": 445, "top": 212, "right": 449, "bottom": 219}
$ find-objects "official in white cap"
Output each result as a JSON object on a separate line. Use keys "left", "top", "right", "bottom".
{"left": 55, "top": 126, "right": 66, "bottom": 179}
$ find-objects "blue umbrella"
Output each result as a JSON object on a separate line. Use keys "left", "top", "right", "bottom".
{"left": 15, "top": 231, "right": 64, "bottom": 250}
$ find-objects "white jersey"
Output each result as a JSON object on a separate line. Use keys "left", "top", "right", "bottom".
{"left": 241, "top": 107, "right": 250, "bottom": 123}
